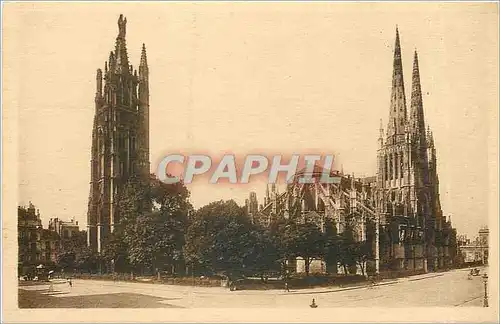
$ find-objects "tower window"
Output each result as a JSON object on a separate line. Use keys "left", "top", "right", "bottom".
{"left": 100, "top": 156, "right": 104, "bottom": 177}
{"left": 130, "top": 137, "right": 136, "bottom": 151}
{"left": 384, "top": 156, "right": 388, "bottom": 181}
{"left": 389, "top": 154, "right": 393, "bottom": 180}
{"left": 400, "top": 154, "right": 404, "bottom": 178}
{"left": 394, "top": 153, "right": 398, "bottom": 179}
{"left": 119, "top": 136, "right": 125, "bottom": 149}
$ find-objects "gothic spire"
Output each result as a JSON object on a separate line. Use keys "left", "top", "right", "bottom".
{"left": 140, "top": 43, "right": 148, "bottom": 68}
{"left": 410, "top": 49, "right": 430, "bottom": 189}
{"left": 409, "top": 50, "right": 426, "bottom": 141}
{"left": 378, "top": 118, "right": 384, "bottom": 148}
{"left": 386, "top": 26, "right": 407, "bottom": 142}
{"left": 379, "top": 118, "right": 384, "bottom": 138}
{"left": 139, "top": 43, "right": 149, "bottom": 82}
{"left": 426, "top": 125, "right": 434, "bottom": 147}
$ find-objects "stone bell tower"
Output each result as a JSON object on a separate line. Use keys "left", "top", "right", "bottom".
{"left": 87, "top": 14, "right": 150, "bottom": 252}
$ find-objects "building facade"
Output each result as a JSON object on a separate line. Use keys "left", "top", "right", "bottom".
{"left": 18, "top": 203, "right": 60, "bottom": 267}
{"left": 458, "top": 227, "right": 488, "bottom": 265}
{"left": 375, "top": 28, "right": 453, "bottom": 272}
{"left": 87, "top": 15, "right": 151, "bottom": 252}
{"left": 48, "top": 217, "right": 84, "bottom": 253}
{"left": 48, "top": 217, "right": 80, "bottom": 239}
{"left": 247, "top": 29, "right": 456, "bottom": 274}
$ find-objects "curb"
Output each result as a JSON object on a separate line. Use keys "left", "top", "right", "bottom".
{"left": 280, "top": 271, "right": 447, "bottom": 296}
{"left": 407, "top": 273, "right": 444, "bottom": 282}
{"left": 282, "top": 280, "right": 400, "bottom": 295}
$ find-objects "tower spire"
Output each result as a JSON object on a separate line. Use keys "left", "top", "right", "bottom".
{"left": 409, "top": 50, "right": 426, "bottom": 139}
{"left": 265, "top": 183, "right": 270, "bottom": 205}
{"left": 378, "top": 118, "right": 384, "bottom": 148}
{"left": 386, "top": 26, "right": 407, "bottom": 143}
{"left": 138, "top": 42, "right": 150, "bottom": 177}
{"left": 87, "top": 15, "right": 150, "bottom": 252}
{"left": 410, "top": 49, "right": 430, "bottom": 190}
{"left": 140, "top": 43, "right": 148, "bottom": 68}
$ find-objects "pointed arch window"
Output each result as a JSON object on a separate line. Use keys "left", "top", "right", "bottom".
{"left": 130, "top": 136, "right": 136, "bottom": 152}
{"left": 100, "top": 156, "right": 104, "bottom": 177}
{"left": 400, "top": 153, "right": 404, "bottom": 179}
{"left": 131, "top": 162, "right": 136, "bottom": 175}
{"left": 384, "top": 155, "right": 388, "bottom": 181}
{"left": 394, "top": 153, "right": 398, "bottom": 179}
{"left": 118, "top": 135, "right": 125, "bottom": 150}
{"left": 389, "top": 153, "right": 393, "bottom": 180}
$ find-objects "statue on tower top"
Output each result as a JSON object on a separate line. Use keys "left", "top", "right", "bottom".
{"left": 118, "top": 14, "right": 127, "bottom": 38}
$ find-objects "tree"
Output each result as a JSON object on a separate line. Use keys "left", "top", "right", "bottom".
{"left": 75, "top": 246, "right": 99, "bottom": 273}
{"left": 184, "top": 200, "right": 254, "bottom": 279}
{"left": 269, "top": 218, "right": 292, "bottom": 276}
{"left": 244, "top": 226, "right": 281, "bottom": 280}
{"left": 116, "top": 176, "right": 152, "bottom": 229}
{"left": 337, "top": 223, "right": 357, "bottom": 275}
{"left": 117, "top": 176, "right": 192, "bottom": 275}
{"left": 336, "top": 213, "right": 372, "bottom": 276}
{"left": 57, "top": 251, "right": 76, "bottom": 272}
{"left": 56, "top": 230, "right": 88, "bottom": 272}
{"left": 283, "top": 222, "right": 325, "bottom": 276}
{"left": 323, "top": 219, "right": 340, "bottom": 274}
{"left": 101, "top": 232, "right": 129, "bottom": 273}
{"left": 126, "top": 210, "right": 186, "bottom": 274}
{"left": 352, "top": 240, "right": 372, "bottom": 277}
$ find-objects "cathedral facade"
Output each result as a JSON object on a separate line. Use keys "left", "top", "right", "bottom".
{"left": 375, "top": 28, "right": 453, "bottom": 272}
{"left": 246, "top": 29, "right": 456, "bottom": 274}
{"left": 87, "top": 15, "right": 150, "bottom": 252}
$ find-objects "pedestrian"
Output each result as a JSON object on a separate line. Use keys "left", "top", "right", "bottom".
{"left": 285, "top": 281, "right": 290, "bottom": 292}
{"left": 68, "top": 278, "right": 72, "bottom": 287}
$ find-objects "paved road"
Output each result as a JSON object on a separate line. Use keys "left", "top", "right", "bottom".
{"left": 19, "top": 267, "right": 488, "bottom": 308}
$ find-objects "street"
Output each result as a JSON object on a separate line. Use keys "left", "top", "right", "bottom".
{"left": 18, "top": 267, "right": 487, "bottom": 308}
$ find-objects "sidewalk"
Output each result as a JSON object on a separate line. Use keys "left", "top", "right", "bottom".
{"left": 277, "top": 270, "right": 458, "bottom": 296}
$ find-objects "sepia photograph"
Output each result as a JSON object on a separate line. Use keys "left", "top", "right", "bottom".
{"left": 2, "top": 2, "right": 499, "bottom": 322}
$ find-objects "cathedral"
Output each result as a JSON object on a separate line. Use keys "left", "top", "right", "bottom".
{"left": 246, "top": 28, "right": 456, "bottom": 274}
{"left": 87, "top": 15, "right": 150, "bottom": 252}
{"left": 85, "top": 16, "right": 455, "bottom": 272}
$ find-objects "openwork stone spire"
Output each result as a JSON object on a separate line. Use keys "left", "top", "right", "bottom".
{"left": 409, "top": 50, "right": 426, "bottom": 141}
{"left": 386, "top": 27, "right": 407, "bottom": 142}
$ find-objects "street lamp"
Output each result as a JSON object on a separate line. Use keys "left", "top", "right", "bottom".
{"left": 483, "top": 274, "right": 488, "bottom": 307}
{"left": 374, "top": 205, "right": 380, "bottom": 275}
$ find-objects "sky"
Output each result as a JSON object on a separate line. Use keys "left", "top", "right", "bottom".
{"left": 6, "top": 2, "right": 498, "bottom": 238}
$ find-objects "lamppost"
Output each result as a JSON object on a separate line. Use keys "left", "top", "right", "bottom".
{"left": 375, "top": 204, "right": 380, "bottom": 275}
{"left": 483, "top": 273, "right": 488, "bottom": 307}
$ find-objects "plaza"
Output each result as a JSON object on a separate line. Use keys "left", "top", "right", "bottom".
{"left": 19, "top": 267, "right": 487, "bottom": 308}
